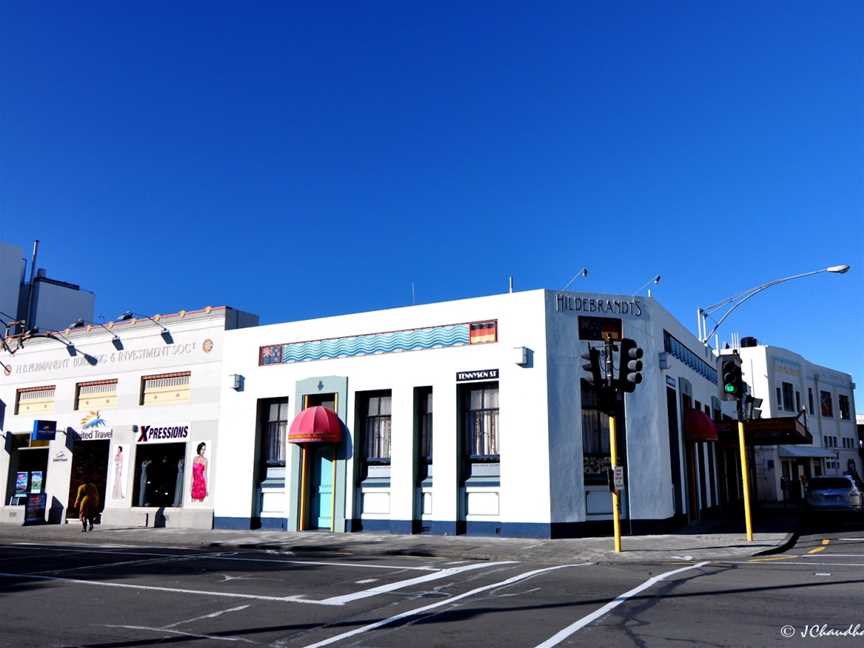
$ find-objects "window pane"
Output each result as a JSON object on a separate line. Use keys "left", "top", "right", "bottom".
{"left": 269, "top": 403, "right": 279, "bottom": 421}
{"left": 279, "top": 403, "right": 289, "bottom": 420}
{"left": 484, "top": 388, "right": 499, "bottom": 409}
{"left": 380, "top": 396, "right": 392, "bottom": 416}
{"left": 425, "top": 391, "right": 433, "bottom": 414}
{"left": 368, "top": 397, "right": 379, "bottom": 416}
{"left": 470, "top": 389, "right": 483, "bottom": 410}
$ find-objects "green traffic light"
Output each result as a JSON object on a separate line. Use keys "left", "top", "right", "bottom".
{"left": 724, "top": 384, "right": 736, "bottom": 394}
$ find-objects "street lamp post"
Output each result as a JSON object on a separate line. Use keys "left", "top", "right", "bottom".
{"left": 698, "top": 264, "right": 850, "bottom": 344}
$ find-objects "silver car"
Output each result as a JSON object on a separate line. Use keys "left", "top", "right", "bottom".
{"left": 805, "top": 476, "right": 864, "bottom": 512}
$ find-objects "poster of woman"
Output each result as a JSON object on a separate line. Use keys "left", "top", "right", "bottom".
{"left": 190, "top": 441, "right": 209, "bottom": 503}
{"left": 110, "top": 445, "right": 127, "bottom": 500}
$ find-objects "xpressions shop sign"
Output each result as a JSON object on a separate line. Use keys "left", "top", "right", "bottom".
{"left": 137, "top": 425, "right": 189, "bottom": 443}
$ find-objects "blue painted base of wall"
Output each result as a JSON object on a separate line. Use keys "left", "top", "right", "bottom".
{"left": 215, "top": 516, "right": 684, "bottom": 538}
{"left": 214, "top": 516, "right": 253, "bottom": 530}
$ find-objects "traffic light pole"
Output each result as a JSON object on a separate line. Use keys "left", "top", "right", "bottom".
{"left": 736, "top": 399, "right": 754, "bottom": 541}
{"left": 603, "top": 335, "right": 623, "bottom": 553}
{"left": 609, "top": 414, "right": 622, "bottom": 553}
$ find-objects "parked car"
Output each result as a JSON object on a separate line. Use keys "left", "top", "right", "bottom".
{"left": 805, "top": 476, "right": 864, "bottom": 513}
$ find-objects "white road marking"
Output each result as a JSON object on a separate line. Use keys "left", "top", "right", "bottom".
{"left": 301, "top": 563, "right": 591, "bottom": 648}
{"left": 801, "top": 553, "right": 864, "bottom": 558}
{"left": 318, "top": 561, "right": 517, "bottom": 605}
{"left": 8, "top": 545, "right": 438, "bottom": 572}
{"left": 0, "top": 571, "right": 329, "bottom": 605}
{"left": 163, "top": 604, "right": 251, "bottom": 628}
{"left": 354, "top": 578, "right": 378, "bottom": 584}
{"left": 533, "top": 561, "right": 710, "bottom": 648}
{"left": 838, "top": 538, "right": 864, "bottom": 541}
{"left": 815, "top": 573, "right": 832, "bottom": 576}
{"left": 207, "top": 554, "right": 438, "bottom": 572}
{"left": 738, "top": 561, "right": 864, "bottom": 567}
{"left": 103, "top": 624, "right": 255, "bottom": 643}
{"left": 37, "top": 555, "right": 203, "bottom": 575}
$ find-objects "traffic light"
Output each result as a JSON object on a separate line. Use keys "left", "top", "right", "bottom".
{"left": 617, "top": 338, "right": 643, "bottom": 393}
{"left": 721, "top": 356, "right": 744, "bottom": 399}
{"left": 581, "top": 346, "right": 602, "bottom": 387}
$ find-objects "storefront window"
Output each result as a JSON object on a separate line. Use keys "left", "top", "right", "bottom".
{"left": 266, "top": 400, "right": 289, "bottom": 467}
{"left": 464, "top": 385, "right": 499, "bottom": 461}
{"left": 365, "top": 393, "right": 392, "bottom": 464}
{"left": 132, "top": 444, "right": 186, "bottom": 507}
{"left": 582, "top": 379, "right": 610, "bottom": 484}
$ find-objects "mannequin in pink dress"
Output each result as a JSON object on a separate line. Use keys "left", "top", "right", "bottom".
{"left": 191, "top": 442, "right": 208, "bottom": 502}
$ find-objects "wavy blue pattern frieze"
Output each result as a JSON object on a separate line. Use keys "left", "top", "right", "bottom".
{"left": 260, "top": 324, "right": 472, "bottom": 365}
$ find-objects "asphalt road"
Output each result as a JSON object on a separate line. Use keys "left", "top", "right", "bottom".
{"left": 1, "top": 518, "right": 863, "bottom": 647}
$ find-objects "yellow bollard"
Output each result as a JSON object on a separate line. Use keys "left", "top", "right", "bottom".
{"left": 610, "top": 415, "right": 622, "bottom": 553}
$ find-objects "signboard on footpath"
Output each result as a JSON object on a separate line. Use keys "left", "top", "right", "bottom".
{"left": 24, "top": 493, "right": 46, "bottom": 525}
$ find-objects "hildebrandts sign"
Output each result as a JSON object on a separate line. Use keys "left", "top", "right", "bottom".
{"left": 555, "top": 294, "right": 643, "bottom": 317}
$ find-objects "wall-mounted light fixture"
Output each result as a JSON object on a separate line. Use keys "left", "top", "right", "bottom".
{"left": 69, "top": 318, "right": 124, "bottom": 351}
{"left": 230, "top": 374, "right": 245, "bottom": 391}
{"left": 117, "top": 311, "right": 173, "bottom": 344}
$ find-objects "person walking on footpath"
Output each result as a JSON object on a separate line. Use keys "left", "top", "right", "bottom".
{"left": 74, "top": 482, "right": 100, "bottom": 532}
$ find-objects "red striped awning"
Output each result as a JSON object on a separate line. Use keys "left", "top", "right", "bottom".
{"left": 288, "top": 406, "right": 343, "bottom": 444}
{"left": 685, "top": 409, "right": 718, "bottom": 442}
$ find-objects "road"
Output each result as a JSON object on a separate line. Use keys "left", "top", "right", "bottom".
{"left": 1, "top": 519, "right": 863, "bottom": 647}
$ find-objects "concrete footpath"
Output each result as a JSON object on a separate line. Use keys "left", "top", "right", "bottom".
{"left": 0, "top": 521, "right": 794, "bottom": 564}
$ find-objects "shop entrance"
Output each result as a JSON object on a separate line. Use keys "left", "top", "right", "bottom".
{"left": 132, "top": 443, "right": 186, "bottom": 508}
{"left": 67, "top": 440, "right": 110, "bottom": 519}
{"left": 307, "top": 446, "right": 334, "bottom": 529}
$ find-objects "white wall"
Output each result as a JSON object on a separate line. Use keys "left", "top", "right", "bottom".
{"left": 216, "top": 290, "right": 552, "bottom": 530}
{"left": 0, "top": 308, "right": 233, "bottom": 526}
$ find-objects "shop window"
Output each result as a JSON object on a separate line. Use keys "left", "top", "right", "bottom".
{"left": 808, "top": 388, "right": 814, "bottom": 415}
{"left": 839, "top": 395, "right": 851, "bottom": 421}
{"left": 782, "top": 382, "right": 794, "bottom": 412}
{"left": 775, "top": 387, "right": 782, "bottom": 409}
{"left": 364, "top": 392, "right": 392, "bottom": 464}
{"left": 416, "top": 387, "right": 433, "bottom": 465}
{"left": 15, "top": 385, "right": 55, "bottom": 415}
{"left": 75, "top": 379, "right": 118, "bottom": 411}
{"left": 265, "top": 400, "right": 289, "bottom": 467}
{"left": 795, "top": 391, "right": 801, "bottom": 413}
{"left": 820, "top": 390, "right": 833, "bottom": 418}
{"left": 464, "top": 385, "right": 499, "bottom": 461}
{"left": 582, "top": 380, "right": 626, "bottom": 486}
{"left": 140, "top": 372, "right": 191, "bottom": 406}
{"left": 132, "top": 443, "right": 187, "bottom": 507}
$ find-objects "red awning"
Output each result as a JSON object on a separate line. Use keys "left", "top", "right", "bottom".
{"left": 288, "top": 406, "right": 343, "bottom": 445}
{"left": 685, "top": 409, "right": 719, "bottom": 442}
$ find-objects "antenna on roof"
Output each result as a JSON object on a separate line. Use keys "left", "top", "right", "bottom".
{"left": 508, "top": 275, "right": 514, "bottom": 293}
{"left": 411, "top": 281, "right": 416, "bottom": 305}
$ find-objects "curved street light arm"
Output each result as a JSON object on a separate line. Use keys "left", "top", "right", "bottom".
{"left": 701, "top": 266, "right": 846, "bottom": 342}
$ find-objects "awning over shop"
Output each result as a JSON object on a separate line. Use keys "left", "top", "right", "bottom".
{"left": 716, "top": 410, "right": 812, "bottom": 446}
{"left": 778, "top": 445, "right": 836, "bottom": 459}
{"left": 288, "top": 406, "right": 343, "bottom": 445}
{"left": 685, "top": 409, "right": 718, "bottom": 442}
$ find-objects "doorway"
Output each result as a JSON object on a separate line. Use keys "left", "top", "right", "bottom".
{"left": 67, "top": 440, "right": 110, "bottom": 519}
{"left": 308, "top": 446, "right": 335, "bottom": 530}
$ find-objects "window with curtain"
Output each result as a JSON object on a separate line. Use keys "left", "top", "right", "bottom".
{"left": 418, "top": 389, "right": 433, "bottom": 463}
{"left": 265, "top": 400, "right": 289, "bottom": 467}
{"left": 465, "top": 385, "right": 499, "bottom": 461}
{"left": 365, "top": 394, "right": 392, "bottom": 463}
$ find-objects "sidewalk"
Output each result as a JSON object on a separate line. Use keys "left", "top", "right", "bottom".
{"left": 0, "top": 521, "right": 794, "bottom": 564}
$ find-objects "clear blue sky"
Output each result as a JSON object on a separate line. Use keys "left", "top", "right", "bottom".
{"left": 1, "top": 3, "right": 862, "bottom": 403}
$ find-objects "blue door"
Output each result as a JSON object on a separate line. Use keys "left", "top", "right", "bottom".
{"left": 309, "top": 447, "right": 334, "bottom": 529}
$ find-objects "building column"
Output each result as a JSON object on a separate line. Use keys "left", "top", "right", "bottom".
{"left": 389, "top": 385, "right": 415, "bottom": 533}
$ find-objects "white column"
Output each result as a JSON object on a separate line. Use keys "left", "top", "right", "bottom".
{"left": 389, "top": 385, "right": 415, "bottom": 526}
{"left": 432, "top": 381, "right": 458, "bottom": 528}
